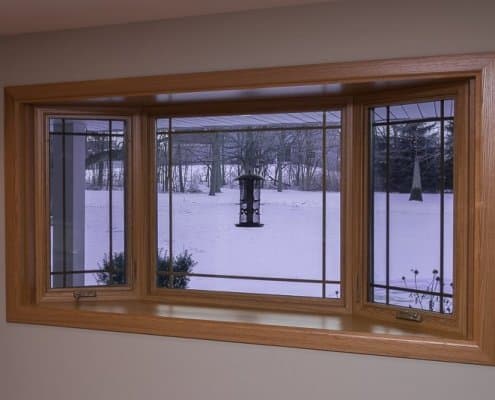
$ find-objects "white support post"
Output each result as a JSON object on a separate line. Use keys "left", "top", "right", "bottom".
{"left": 51, "top": 120, "right": 86, "bottom": 288}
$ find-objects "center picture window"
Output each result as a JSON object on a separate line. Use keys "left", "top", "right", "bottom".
{"left": 155, "top": 111, "right": 342, "bottom": 298}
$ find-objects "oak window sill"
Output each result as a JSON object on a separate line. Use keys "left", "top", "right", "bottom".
{"left": 8, "top": 300, "right": 485, "bottom": 364}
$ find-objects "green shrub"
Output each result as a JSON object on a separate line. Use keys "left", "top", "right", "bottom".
{"left": 95, "top": 252, "right": 126, "bottom": 286}
{"left": 156, "top": 250, "right": 197, "bottom": 288}
{"left": 95, "top": 250, "right": 197, "bottom": 289}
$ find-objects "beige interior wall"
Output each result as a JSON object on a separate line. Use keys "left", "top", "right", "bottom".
{"left": 1, "top": 1, "right": 495, "bottom": 399}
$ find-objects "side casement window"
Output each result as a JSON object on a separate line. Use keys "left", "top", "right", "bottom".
{"left": 369, "top": 100, "right": 454, "bottom": 314}
{"left": 48, "top": 118, "right": 128, "bottom": 288}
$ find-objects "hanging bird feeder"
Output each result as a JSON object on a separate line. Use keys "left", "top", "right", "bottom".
{"left": 235, "top": 173, "right": 264, "bottom": 227}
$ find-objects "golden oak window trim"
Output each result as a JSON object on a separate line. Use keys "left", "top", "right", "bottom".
{"left": 5, "top": 53, "right": 495, "bottom": 365}
{"left": 349, "top": 83, "right": 473, "bottom": 337}
{"left": 33, "top": 109, "right": 140, "bottom": 303}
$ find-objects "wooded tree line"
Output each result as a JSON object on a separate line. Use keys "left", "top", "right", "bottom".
{"left": 155, "top": 128, "right": 341, "bottom": 194}
{"left": 69, "top": 120, "right": 448, "bottom": 200}
{"left": 372, "top": 121, "right": 454, "bottom": 195}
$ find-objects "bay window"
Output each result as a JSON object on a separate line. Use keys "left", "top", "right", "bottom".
{"left": 6, "top": 53, "right": 495, "bottom": 365}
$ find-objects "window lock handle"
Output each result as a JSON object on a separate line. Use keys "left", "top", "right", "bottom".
{"left": 73, "top": 290, "right": 97, "bottom": 301}
{"left": 396, "top": 310, "right": 422, "bottom": 322}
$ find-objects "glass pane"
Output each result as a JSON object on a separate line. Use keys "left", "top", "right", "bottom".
{"left": 371, "top": 125, "right": 387, "bottom": 286}
{"left": 389, "top": 122, "right": 441, "bottom": 296}
{"left": 156, "top": 111, "right": 342, "bottom": 298}
{"left": 373, "top": 287, "right": 386, "bottom": 304}
{"left": 110, "top": 134, "right": 126, "bottom": 265}
{"left": 386, "top": 290, "right": 453, "bottom": 313}
{"left": 443, "top": 113, "right": 454, "bottom": 295}
{"left": 170, "top": 112, "right": 323, "bottom": 131}
{"left": 51, "top": 272, "right": 115, "bottom": 288}
{"left": 170, "top": 129, "right": 323, "bottom": 280}
{"left": 185, "top": 277, "right": 322, "bottom": 297}
{"left": 65, "top": 118, "right": 113, "bottom": 135}
{"left": 325, "top": 283, "right": 341, "bottom": 299}
{"left": 373, "top": 100, "right": 444, "bottom": 124}
{"left": 325, "top": 116, "right": 341, "bottom": 290}
{"left": 156, "top": 122, "right": 170, "bottom": 274}
{"left": 370, "top": 101, "right": 454, "bottom": 314}
{"left": 49, "top": 118, "right": 126, "bottom": 288}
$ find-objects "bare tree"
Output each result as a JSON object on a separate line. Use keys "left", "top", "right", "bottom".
{"left": 209, "top": 134, "right": 222, "bottom": 195}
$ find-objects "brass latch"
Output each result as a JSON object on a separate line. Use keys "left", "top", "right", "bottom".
{"left": 396, "top": 309, "right": 422, "bottom": 322}
{"left": 73, "top": 290, "right": 97, "bottom": 301}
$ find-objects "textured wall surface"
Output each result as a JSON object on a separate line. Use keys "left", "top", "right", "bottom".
{"left": 1, "top": 1, "right": 495, "bottom": 399}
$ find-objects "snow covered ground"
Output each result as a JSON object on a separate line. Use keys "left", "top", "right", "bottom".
{"left": 160, "top": 187, "right": 340, "bottom": 298}
{"left": 373, "top": 192, "right": 453, "bottom": 285}
{"left": 79, "top": 187, "right": 453, "bottom": 310}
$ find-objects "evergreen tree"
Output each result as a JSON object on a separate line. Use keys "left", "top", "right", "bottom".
{"left": 409, "top": 156, "right": 423, "bottom": 201}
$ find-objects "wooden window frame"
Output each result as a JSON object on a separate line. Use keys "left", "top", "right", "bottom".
{"left": 5, "top": 53, "right": 495, "bottom": 365}
{"left": 351, "top": 83, "right": 472, "bottom": 337}
{"left": 145, "top": 98, "right": 351, "bottom": 315}
{"left": 34, "top": 109, "right": 142, "bottom": 302}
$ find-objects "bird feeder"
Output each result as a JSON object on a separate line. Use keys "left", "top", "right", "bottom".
{"left": 235, "top": 173, "right": 264, "bottom": 227}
